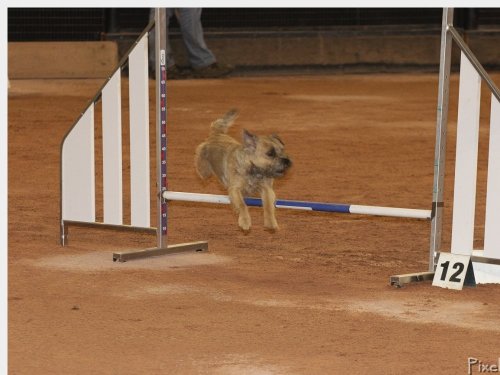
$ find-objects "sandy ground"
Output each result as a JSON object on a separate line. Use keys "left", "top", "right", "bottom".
{"left": 8, "top": 73, "right": 500, "bottom": 374}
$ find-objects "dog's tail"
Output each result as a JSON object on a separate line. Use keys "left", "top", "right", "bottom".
{"left": 210, "top": 108, "right": 239, "bottom": 135}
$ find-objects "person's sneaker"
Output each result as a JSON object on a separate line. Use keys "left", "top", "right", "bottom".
{"left": 192, "top": 62, "right": 233, "bottom": 79}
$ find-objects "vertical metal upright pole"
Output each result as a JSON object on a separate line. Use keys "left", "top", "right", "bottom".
{"left": 429, "top": 8, "right": 454, "bottom": 271}
{"left": 155, "top": 8, "right": 168, "bottom": 249}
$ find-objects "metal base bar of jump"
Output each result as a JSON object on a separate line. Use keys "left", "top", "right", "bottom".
{"left": 164, "top": 191, "right": 431, "bottom": 220}
{"left": 112, "top": 241, "right": 208, "bottom": 262}
{"left": 390, "top": 272, "right": 435, "bottom": 288}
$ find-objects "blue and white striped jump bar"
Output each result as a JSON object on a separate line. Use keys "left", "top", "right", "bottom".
{"left": 163, "top": 191, "right": 431, "bottom": 220}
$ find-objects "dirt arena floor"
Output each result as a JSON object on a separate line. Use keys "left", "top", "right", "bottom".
{"left": 8, "top": 72, "right": 500, "bottom": 374}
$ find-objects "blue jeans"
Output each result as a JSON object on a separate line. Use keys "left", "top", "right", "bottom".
{"left": 149, "top": 8, "right": 216, "bottom": 69}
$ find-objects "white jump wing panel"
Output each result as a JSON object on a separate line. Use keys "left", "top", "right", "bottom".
{"left": 102, "top": 70, "right": 123, "bottom": 225}
{"left": 62, "top": 105, "right": 96, "bottom": 222}
{"left": 451, "top": 52, "right": 481, "bottom": 256}
{"left": 129, "top": 34, "right": 151, "bottom": 228}
{"left": 484, "top": 95, "right": 500, "bottom": 259}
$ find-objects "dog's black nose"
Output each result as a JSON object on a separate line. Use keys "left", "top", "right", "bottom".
{"left": 281, "top": 158, "right": 292, "bottom": 167}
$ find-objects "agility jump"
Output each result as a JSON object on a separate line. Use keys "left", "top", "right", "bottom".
{"left": 60, "top": 11, "right": 431, "bottom": 259}
{"left": 60, "top": 8, "right": 500, "bottom": 284}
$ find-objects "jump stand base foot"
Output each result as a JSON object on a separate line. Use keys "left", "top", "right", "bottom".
{"left": 390, "top": 271, "right": 435, "bottom": 288}
{"left": 112, "top": 240, "right": 208, "bottom": 262}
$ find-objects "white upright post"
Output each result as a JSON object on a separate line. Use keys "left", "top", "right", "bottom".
{"left": 484, "top": 96, "right": 500, "bottom": 259}
{"left": 61, "top": 106, "right": 96, "bottom": 223}
{"left": 450, "top": 52, "right": 481, "bottom": 256}
{"left": 102, "top": 70, "right": 123, "bottom": 225}
{"left": 129, "top": 34, "right": 151, "bottom": 228}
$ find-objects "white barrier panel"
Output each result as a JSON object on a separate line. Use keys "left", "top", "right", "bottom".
{"left": 102, "top": 70, "right": 123, "bottom": 225}
{"left": 129, "top": 34, "right": 151, "bottom": 228}
{"left": 451, "top": 52, "right": 481, "bottom": 256}
{"left": 62, "top": 105, "right": 95, "bottom": 222}
{"left": 484, "top": 95, "right": 500, "bottom": 259}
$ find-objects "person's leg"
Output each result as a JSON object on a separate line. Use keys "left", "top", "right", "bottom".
{"left": 148, "top": 8, "right": 176, "bottom": 71}
{"left": 175, "top": 8, "right": 216, "bottom": 69}
{"left": 164, "top": 9, "right": 175, "bottom": 68}
{"left": 147, "top": 8, "right": 155, "bottom": 70}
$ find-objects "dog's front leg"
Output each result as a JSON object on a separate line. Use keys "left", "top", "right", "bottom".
{"left": 228, "top": 187, "right": 251, "bottom": 231}
{"left": 261, "top": 185, "right": 278, "bottom": 231}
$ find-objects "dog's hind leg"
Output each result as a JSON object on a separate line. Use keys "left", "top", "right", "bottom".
{"left": 194, "top": 143, "right": 213, "bottom": 179}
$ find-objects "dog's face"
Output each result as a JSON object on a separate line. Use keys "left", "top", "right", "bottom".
{"left": 242, "top": 130, "right": 292, "bottom": 178}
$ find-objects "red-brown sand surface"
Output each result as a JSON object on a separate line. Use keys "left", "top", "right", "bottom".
{"left": 8, "top": 73, "right": 500, "bottom": 374}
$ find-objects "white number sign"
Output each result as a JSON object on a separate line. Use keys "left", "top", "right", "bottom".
{"left": 432, "top": 253, "right": 475, "bottom": 290}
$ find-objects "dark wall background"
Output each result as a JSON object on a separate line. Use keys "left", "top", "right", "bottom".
{"left": 8, "top": 8, "right": 500, "bottom": 42}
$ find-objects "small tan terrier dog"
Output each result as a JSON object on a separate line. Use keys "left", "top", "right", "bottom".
{"left": 195, "top": 109, "right": 292, "bottom": 232}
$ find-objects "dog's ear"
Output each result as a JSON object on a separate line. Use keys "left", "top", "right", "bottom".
{"left": 243, "top": 129, "right": 258, "bottom": 151}
{"left": 271, "top": 134, "right": 284, "bottom": 146}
